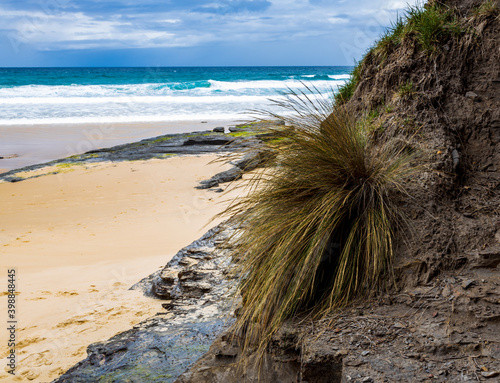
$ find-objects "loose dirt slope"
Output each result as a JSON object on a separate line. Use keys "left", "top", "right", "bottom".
{"left": 178, "top": 1, "right": 500, "bottom": 381}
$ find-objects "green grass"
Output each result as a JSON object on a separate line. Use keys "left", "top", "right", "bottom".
{"left": 360, "top": 112, "right": 385, "bottom": 137}
{"left": 263, "top": 136, "right": 288, "bottom": 146}
{"left": 68, "top": 153, "right": 100, "bottom": 160}
{"left": 372, "top": 16, "right": 406, "bottom": 62}
{"left": 367, "top": 107, "right": 381, "bottom": 122}
{"left": 334, "top": 62, "right": 362, "bottom": 105}
{"left": 56, "top": 162, "right": 80, "bottom": 168}
{"left": 225, "top": 89, "right": 416, "bottom": 361}
{"left": 398, "top": 80, "right": 416, "bottom": 98}
{"left": 404, "top": 4, "right": 463, "bottom": 53}
{"left": 369, "top": 3, "right": 464, "bottom": 62}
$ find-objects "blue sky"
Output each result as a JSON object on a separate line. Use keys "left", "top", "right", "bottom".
{"left": 0, "top": 0, "right": 418, "bottom": 67}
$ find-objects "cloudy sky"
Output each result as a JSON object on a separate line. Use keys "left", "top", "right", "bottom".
{"left": 0, "top": 0, "right": 418, "bottom": 67}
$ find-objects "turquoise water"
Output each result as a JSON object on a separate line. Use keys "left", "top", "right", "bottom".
{"left": 0, "top": 67, "right": 351, "bottom": 125}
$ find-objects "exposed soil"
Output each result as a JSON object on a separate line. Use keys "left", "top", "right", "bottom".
{"left": 178, "top": 1, "right": 500, "bottom": 381}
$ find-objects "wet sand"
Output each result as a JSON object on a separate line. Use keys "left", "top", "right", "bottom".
{"left": 0, "top": 119, "right": 241, "bottom": 172}
{"left": 0, "top": 155, "right": 243, "bottom": 382}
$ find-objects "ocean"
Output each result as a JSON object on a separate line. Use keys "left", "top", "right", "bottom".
{"left": 0, "top": 67, "right": 351, "bottom": 125}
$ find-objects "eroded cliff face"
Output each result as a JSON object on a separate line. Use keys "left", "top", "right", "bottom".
{"left": 178, "top": 1, "right": 500, "bottom": 382}
{"left": 346, "top": 0, "right": 500, "bottom": 291}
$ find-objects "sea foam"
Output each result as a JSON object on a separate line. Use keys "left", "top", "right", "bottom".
{"left": 0, "top": 67, "right": 350, "bottom": 125}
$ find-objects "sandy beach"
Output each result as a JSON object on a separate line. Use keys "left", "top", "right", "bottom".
{"left": 0, "top": 119, "right": 240, "bottom": 172}
{"left": 0, "top": 154, "right": 244, "bottom": 382}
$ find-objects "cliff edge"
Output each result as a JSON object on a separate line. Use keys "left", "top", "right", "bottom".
{"left": 178, "top": 1, "right": 500, "bottom": 382}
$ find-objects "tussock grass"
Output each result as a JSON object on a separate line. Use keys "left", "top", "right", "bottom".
{"left": 224, "top": 87, "right": 417, "bottom": 360}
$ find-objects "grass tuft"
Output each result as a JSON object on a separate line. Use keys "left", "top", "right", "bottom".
{"left": 472, "top": 0, "right": 500, "bottom": 20}
{"left": 398, "top": 80, "right": 416, "bottom": 98}
{"left": 372, "top": 16, "right": 406, "bottom": 62}
{"left": 334, "top": 63, "right": 362, "bottom": 105}
{"left": 404, "top": 3, "right": 463, "bottom": 53}
{"left": 225, "top": 87, "right": 417, "bottom": 361}
{"left": 370, "top": 2, "right": 464, "bottom": 61}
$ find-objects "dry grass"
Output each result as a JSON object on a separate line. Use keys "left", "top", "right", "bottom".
{"left": 471, "top": 0, "right": 500, "bottom": 20}
{"left": 223, "top": 87, "right": 417, "bottom": 361}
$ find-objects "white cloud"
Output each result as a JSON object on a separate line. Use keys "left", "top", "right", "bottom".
{"left": 6, "top": 11, "right": 200, "bottom": 50}
{"left": 328, "top": 16, "right": 349, "bottom": 24}
{"left": 384, "top": 0, "right": 414, "bottom": 10}
{"left": 0, "top": 0, "right": 422, "bottom": 55}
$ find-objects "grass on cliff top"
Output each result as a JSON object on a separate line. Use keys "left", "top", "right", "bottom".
{"left": 224, "top": 87, "right": 417, "bottom": 361}
{"left": 373, "top": 2, "right": 463, "bottom": 58}
{"left": 336, "top": 2, "right": 466, "bottom": 105}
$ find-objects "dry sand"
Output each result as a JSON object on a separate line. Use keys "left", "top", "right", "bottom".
{"left": 0, "top": 155, "right": 244, "bottom": 382}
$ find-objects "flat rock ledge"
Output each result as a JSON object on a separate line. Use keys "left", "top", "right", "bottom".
{"left": 52, "top": 223, "right": 239, "bottom": 383}
{"left": 0, "top": 120, "right": 276, "bottom": 183}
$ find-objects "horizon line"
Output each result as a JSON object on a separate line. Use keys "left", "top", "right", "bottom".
{"left": 0, "top": 64, "right": 355, "bottom": 69}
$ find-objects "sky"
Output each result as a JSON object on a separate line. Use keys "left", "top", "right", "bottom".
{"left": 0, "top": 0, "right": 420, "bottom": 67}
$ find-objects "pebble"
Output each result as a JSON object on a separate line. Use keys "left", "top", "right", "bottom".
{"left": 481, "top": 371, "right": 500, "bottom": 378}
{"left": 461, "top": 279, "right": 475, "bottom": 289}
{"left": 465, "top": 91, "right": 479, "bottom": 100}
{"left": 452, "top": 149, "right": 460, "bottom": 169}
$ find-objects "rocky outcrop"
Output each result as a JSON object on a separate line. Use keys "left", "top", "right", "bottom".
{"left": 195, "top": 151, "right": 268, "bottom": 189}
{"left": 178, "top": 262, "right": 500, "bottom": 382}
{"left": 0, "top": 121, "right": 276, "bottom": 183}
{"left": 53, "top": 224, "right": 239, "bottom": 383}
{"left": 53, "top": 222, "right": 500, "bottom": 383}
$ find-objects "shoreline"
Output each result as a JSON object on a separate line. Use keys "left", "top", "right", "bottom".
{"left": 0, "top": 118, "right": 245, "bottom": 172}
{"left": 0, "top": 122, "right": 270, "bottom": 382}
